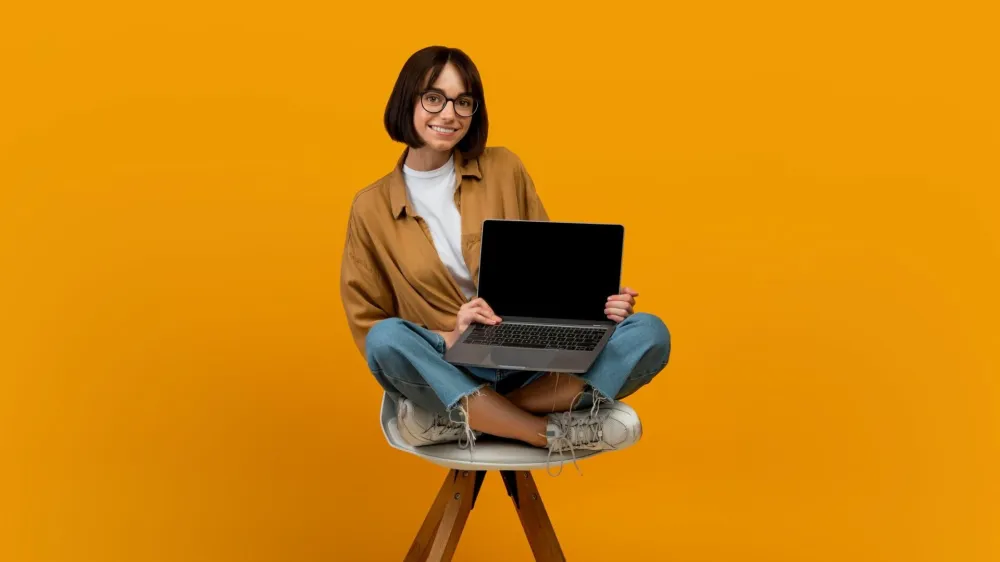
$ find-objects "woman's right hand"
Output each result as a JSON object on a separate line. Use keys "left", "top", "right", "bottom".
{"left": 454, "top": 298, "right": 502, "bottom": 337}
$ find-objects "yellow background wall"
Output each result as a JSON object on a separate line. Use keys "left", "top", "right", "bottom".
{"left": 2, "top": 2, "right": 998, "bottom": 561}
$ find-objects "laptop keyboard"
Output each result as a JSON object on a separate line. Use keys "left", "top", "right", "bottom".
{"left": 464, "top": 323, "right": 606, "bottom": 351}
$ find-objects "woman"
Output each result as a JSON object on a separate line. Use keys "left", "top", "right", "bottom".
{"left": 340, "top": 46, "right": 671, "bottom": 466}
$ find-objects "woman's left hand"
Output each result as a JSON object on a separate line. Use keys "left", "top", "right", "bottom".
{"left": 605, "top": 286, "right": 639, "bottom": 323}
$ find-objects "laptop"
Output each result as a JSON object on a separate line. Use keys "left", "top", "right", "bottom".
{"left": 444, "top": 219, "right": 625, "bottom": 373}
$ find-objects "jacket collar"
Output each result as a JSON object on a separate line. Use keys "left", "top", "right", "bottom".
{"left": 389, "top": 148, "right": 482, "bottom": 219}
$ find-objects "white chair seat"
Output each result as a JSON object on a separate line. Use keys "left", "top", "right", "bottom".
{"left": 379, "top": 392, "right": 609, "bottom": 471}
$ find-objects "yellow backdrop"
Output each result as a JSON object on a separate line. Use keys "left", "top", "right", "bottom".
{"left": 2, "top": 1, "right": 998, "bottom": 561}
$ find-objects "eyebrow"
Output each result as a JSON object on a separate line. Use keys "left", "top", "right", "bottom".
{"left": 423, "top": 87, "right": 473, "bottom": 97}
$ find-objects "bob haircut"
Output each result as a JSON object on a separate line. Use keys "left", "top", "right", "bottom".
{"left": 384, "top": 46, "right": 489, "bottom": 159}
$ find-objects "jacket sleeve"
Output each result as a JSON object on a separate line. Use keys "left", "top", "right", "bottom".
{"left": 340, "top": 208, "right": 395, "bottom": 357}
{"left": 514, "top": 154, "right": 550, "bottom": 222}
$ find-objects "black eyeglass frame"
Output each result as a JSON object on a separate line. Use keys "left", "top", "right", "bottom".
{"left": 418, "top": 89, "right": 480, "bottom": 117}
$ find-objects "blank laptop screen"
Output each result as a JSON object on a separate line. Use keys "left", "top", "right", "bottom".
{"left": 476, "top": 220, "right": 624, "bottom": 323}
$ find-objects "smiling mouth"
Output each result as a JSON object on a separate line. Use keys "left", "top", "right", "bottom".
{"left": 429, "top": 125, "right": 458, "bottom": 134}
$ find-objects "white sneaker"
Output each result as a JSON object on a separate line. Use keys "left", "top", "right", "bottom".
{"left": 396, "top": 398, "right": 479, "bottom": 447}
{"left": 545, "top": 400, "right": 642, "bottom": 454}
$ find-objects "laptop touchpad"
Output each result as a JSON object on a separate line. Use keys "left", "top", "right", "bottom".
{"left": 488, "top": 348, "right": 555, "bottom": 370}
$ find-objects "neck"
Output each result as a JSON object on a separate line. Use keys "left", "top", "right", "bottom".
{"left": 405, "top": 147, "right": 452, "bottom": 172}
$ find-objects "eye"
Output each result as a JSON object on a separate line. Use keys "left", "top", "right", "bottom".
{"left": 425, "top": 93, "right": 442, "bottom": 103}
{"left": 457, "top": 97, "right": 473, "bottom": 108}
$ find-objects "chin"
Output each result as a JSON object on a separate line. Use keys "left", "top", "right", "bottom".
{"left": 424, "top": 139, "right": 458, "bottom": 152}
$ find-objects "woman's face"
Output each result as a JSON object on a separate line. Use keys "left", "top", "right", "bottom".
{"left": 412, "top": 62, "right": 473, "bottom": 153}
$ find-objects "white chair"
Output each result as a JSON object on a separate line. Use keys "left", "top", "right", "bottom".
{"left": 380, "top": 392, "right": 631, "bottom": 561}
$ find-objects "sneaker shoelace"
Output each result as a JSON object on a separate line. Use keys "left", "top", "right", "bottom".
{"left": 544, "top": 388, "right": 608, "bottom": 477}
{"left": 446, "top": 403, "right": 478, "bottom": 454}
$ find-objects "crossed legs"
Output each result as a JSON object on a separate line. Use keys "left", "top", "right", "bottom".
{"left": 366, "top": 313, "right": 671, "bottom": 448}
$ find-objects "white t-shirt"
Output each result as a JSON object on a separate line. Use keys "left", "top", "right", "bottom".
{"left": 403, "top": 156, "right": 477, "bottom": 300}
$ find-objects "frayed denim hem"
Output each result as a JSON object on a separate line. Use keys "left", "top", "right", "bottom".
{"left": 444, "top": 383, "right": 489, "bottom": 453}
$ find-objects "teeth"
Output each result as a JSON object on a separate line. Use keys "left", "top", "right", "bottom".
{"left": 431, "top": 126, "right": 456, "bottom": 133}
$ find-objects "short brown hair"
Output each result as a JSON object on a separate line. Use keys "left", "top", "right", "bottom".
{"left": 384, "top": 46, "right": 489, "bottom": 159}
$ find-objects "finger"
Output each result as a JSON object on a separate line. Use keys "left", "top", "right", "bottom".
{"left": 479, "top": 299, "right": 496, "bottom": 318}
{"left": 605, "top": 303, "right": 633, "bottom": 316}
{"left": 606, "top": 300, "right": 633, "bottom": 311}
{"left": 619, "top": 286, "right": 640, "bottom": 297}
{"left": 466, "top": 298, "right": 497, "bottom": 318}
{"left": 473, "top": 311, "right": 500, "bottom": 325}
{"left": 607, "top": 294, "right": 636, "bottom": 306}
{"left": 464, "top": 301, "right": 490, "bottom": 318}
{"left": 606, "top": 313, "right": 626, "bottom": 323}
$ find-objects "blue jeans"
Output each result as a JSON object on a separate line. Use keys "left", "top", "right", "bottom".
{"left": 365, "top": 312, "right": 671, "bottom": 415}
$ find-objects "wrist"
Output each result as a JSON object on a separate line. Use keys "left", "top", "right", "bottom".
{"left": 434, "top": 329, "right": 460, "bottom": 350}
{"left": 445, "top": 328, "right": 462, "bottom": 350}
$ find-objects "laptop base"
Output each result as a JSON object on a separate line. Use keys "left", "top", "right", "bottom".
{"left": 444, "top": 317, "right": 615, "bottom": 374}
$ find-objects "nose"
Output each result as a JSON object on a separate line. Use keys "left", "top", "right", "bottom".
{"left": 439, "top": 100, "right": 457, "bottom": 120}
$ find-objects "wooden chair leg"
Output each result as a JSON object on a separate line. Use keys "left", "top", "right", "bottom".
{"left": 404, "top": 470, "right": 478, "bottom": 562}
{"left": 502, "top": 470, "right": 566, "bottom": 562}
{"left": 404, "top": 470, "right": 458, "bottom": 562}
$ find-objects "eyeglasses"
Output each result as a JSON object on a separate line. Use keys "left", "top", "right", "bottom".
{"left": 419, "top": 90, "right": 479, "bottom": 117}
